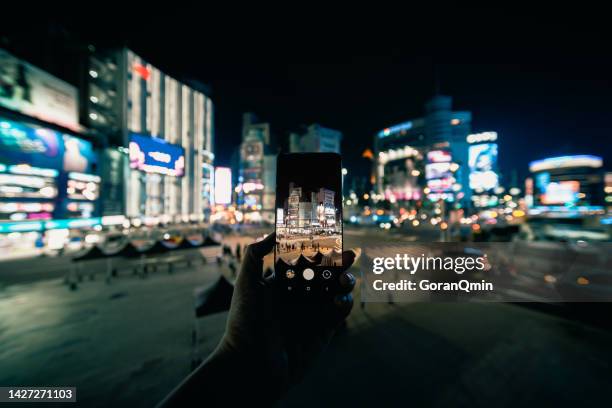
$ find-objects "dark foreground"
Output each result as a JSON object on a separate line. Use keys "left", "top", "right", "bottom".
{"left": 1, "top": 230, "right": 611, "bottom": 407}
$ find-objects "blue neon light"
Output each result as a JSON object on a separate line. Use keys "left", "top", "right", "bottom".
{"left": 0, "top": 217, "right": 102, "bottom": 233}
{"left": 529, "top": 155, "right": 603, "bottom": 172}
{"left": 378, "top": 121, "right": 413, "bottom": 138}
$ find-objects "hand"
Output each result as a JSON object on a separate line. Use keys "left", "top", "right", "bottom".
{"left": 158, "top": 232, "right": 359, "bottom": 407}
{"left": 221, "top": 232, "right": 359, "bottom": 392}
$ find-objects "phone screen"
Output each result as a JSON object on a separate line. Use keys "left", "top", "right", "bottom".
{"left": 275, "top": 153, "right": 343, "bottom": 294}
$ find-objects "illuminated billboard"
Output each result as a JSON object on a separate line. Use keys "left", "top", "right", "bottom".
{"left": 129, "top": 134, "right": 185, "bottom": 177}
{"left": 541, "top": 181, "right": 579, "bottom": 205}
{"left": 214, "top": 167, "right": 232, "bottom": 205}
{"left": 0, "top": 118, "right": 96, "bottom": 173}
{"left": 0, "top": 49, "right": 79, "bottom": 131}
{"left": 469, "top": 143, "right": 498, "bottom": 190}
{"left": 0, "top": 118, "right": 98, "bottom": 221}
{"left": 426, "top": 162, "right": 452, "bottom": 180}
{"left": 427, "top": 150, "right": 451, "bottom": 163}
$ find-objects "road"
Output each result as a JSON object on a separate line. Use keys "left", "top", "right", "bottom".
{"left": 0, "top": 227, "right": 611, "bottom": 407}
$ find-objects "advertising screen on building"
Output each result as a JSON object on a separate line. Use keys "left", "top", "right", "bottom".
{"left": 214, "top": 167, "right": 232, "bottom": 205}
{"left": 0, "top": 49, "right": 80, "bottom": 132}
{"left": 427, "top": 150, "right": 452, "bottom": 163}
{"left": 541, "top": 181, "right": 580, "bottom": 205}
{"left": 426, "top": 162, "right": 452, "bottom": 180}
{"left": 0, "top": 118, "right": 96, "bottom": 173}
{"left": 0, "top": 117, "right": 98, "bottom": 221}
{"left": 128, "top": 134, "right": 185, "bottom": 177}
{"left": 469, "top": 143, "right": 498, "bottom": 190}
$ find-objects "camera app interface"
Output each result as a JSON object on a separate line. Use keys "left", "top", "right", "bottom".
{"left": 275, "top": 154, "right": 343, "bottom": 290}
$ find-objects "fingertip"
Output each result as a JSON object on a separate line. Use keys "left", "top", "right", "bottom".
{"left": 339, "top": 271, "right": 356, "bottom": 292}
{"left": 248, "top": 232, "right": 276, "bottom": 259}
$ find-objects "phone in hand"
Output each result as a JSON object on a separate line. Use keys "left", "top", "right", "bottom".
{"left": 274, "top": 153, "right": 343, "bottom": 296}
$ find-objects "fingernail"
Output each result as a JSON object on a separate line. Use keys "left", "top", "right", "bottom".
{"left": 341, "top": 272, "right": 356, "bottom": 286}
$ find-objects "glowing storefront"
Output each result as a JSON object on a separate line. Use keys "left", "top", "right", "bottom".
{"left": 528, "top": 155, "right": 605, "bottom": 216}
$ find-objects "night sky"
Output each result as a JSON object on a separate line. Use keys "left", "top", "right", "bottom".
{"left": 2, "top": 11, "right": 610, "bottom": 184}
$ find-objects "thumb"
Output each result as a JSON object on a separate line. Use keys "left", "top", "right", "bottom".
{"left": 236, "top": 232, "right": 276, "bottom": 289}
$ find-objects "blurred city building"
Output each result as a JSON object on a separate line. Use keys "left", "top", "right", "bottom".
{"left": 235, "top": 113, "right": 276, "bottom": 223}
{"left": 0, "top": 48, "right": 100, "bottom": 256}
{"left": 374, "top": 95, "right": 474, "bottom": 209}
{"left": 86, "top": 48, "right": 214, "bottom": 225}
{"left": 528, "top": 155, "right": 605, "bottom": 217}
{"left": 289, "top": 124, "right": 342, "bottom": 153}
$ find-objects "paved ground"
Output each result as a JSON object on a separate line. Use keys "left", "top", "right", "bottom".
{"left": 1, "top": 229, "right": 612, "bottom": 407}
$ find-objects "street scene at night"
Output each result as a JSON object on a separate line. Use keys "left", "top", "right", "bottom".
{"left": 1, "top": 11, "right": 612, "bottom": 408}
{"left": 275, "top": 154, "right": 343, "bottom": 267}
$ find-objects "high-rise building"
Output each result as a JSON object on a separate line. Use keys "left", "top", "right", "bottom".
{"left": 289, "top": 124, "right": 342, "bottom": 153}
{"left": 374, "top": 95, "right": 472, "bottom": 208}
{"left": 86, "top": 48, "right": 214, "bottom": 225}
{"left": 236, "top": 112, "right": 276, "bottom": 223}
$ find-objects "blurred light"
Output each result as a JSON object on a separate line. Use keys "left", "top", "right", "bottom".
{"left": 449, "top": 163, "right": 459, "bottom": 172}
{"left": 529, "top": 155, "right": 603, "bottom": 172}
{"left": 451, "top": 118, "right": 460, "bottom": 125}
{"left": 85, "top": 234, "right": 100, "bottom": 244}
{"left": 214, "top": 167, "right": 232, "bottom": 205}
{"left": 509, "top": 187, "right": 521, "bottom": 195}
{"left": 90, "top": 96, "right": 99, "bottom": 103}
{"left": 346, "top": 200, "right": 352, "bottom": 205}
{"left": 363, "top": 193, "right": 369, "bottom": 200}
{"left": 412, "top": 220, "right": 419, "bottom": 227}
{"left": 89, "top": 113, "right": 98, "bottom": 120}
{"left": 472, "top": 224, "right": 481, "bottom": 231}
{"left": 440, "top": 222, "right": 448, "bottom": 230}
{"left": 89, "top": 70, "right": 98, "bottom": 78}
{"left": 411, "top": 170, "right": 420, "bottom": 176}
{"left": 577, "top": 277, "right": 590, "bottom": 285}
{"left": 132, "top": 218, "right": 142, "bottom": 227}
{"left": 512, "top": 210, "right": 526, "bottom": 217}
{"left": 467, "top": 131, "right": 497, "bottom": 144}
{"left": 544, "top": 274, "right": 557, "bottom": 283}
{"left": 342, "top": 168, "right": 348, "bottom": 176}
{"left": 423, "top": 187, "right": 431, "bottom": 194}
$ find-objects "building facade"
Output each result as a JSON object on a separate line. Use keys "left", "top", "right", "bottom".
{"left": 374, "top": 95, "right": 472, "bottom": 209}
{"left": 528, "top": 155, "right": 605, "bottom": 217}
{"left": 0, "top": 48, "right": 101, "bottom": 254}
{"left": 289, "top": 124, "right": 342, "bottom": 153}
{"left": 236, "top": 113, "right": 276, "bottom": 223}
{"left": 87, "top": 49, "right": 214, "bottom": 224}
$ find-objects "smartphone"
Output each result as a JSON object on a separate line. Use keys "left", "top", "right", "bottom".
{"left": 275, "top": 153, "right": 343, "bottom": 296}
